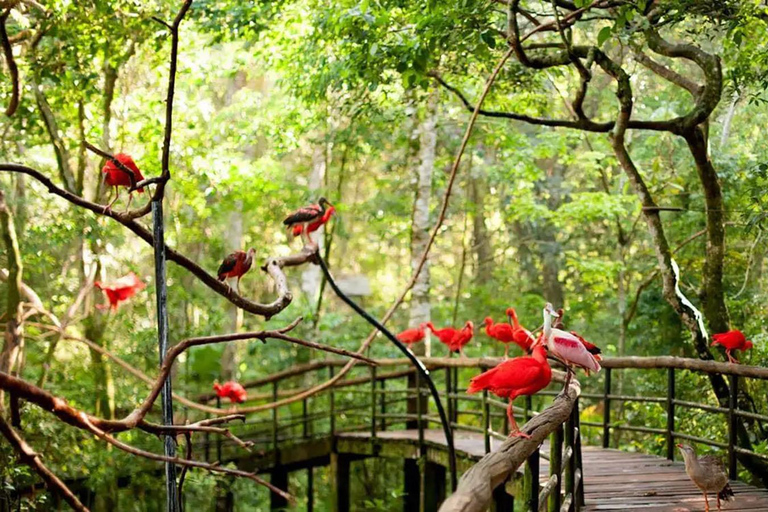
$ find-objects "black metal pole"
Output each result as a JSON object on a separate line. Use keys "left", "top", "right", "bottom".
{"left": 152, "top": 199, "right": 178, "bottom": 511}
{"left": 728, "top": 374, "right": 738, "bottom": 479}
{"left": 316, "top": 253, "right": 458, "bottom": 490}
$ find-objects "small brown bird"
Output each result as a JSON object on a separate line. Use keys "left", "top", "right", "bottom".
{"left": 677, "top": 444, "right": 734, "bottom": 511}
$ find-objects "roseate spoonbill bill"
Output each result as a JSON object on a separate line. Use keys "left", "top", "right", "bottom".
{"left": 292, "top": 204, "right": 336, "bottom": 237}
{"left": 214, "top": 381, "right": 248, "bottom": 409}
{"left": 541, "top": 303, "right": 600, "bottom": 394}
{"left": 94, "top": 272, "right": 146, "bottom": 310}
{"left": 677, "top": 444, "right": 734, "bottom": 511}
{"left": 217, "top": 248, "right": 256, "bottom": 295}
{"left": 553, "top": 308, "right": 602, "bottom": 359}
{"left": 467, "top": 344, "right": 551, "bottom": 438}
{"left": 283, "top": 197, "right": 333, "bottom": 247}
{"left": 711, "top": 330, "right": 753, "bottom": 364}
{"left": 505, "top": 307, "right": 537, "bottom": 353}
{"left": 101, "top": 153, "right": 145, "bottom": 212}
{"left": 484, "top": 317, "right": 520, "bottom": 359}
{"left": 396, "top": 324, "right": 427, "bottom": 351}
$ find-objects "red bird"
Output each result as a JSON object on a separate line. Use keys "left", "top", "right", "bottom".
{"left": 396, "top": 324, "right": 426, "bottom": 351}
{"left": 468, "top": 345, "right": 552, "bottom": 438}
{"left": 555, "top": 308, "right": 601, "bottom": 359}
{"left": 94, "top": 272, "right": 146, "bottom": 311}
{"left": 484, "top": 317, "right": 520, "bottom": 359}
{"left": 711, "top": 330, "right": 753, "bottom": 364}
{"left": 425, "top": 321, "right": 474, "bottom": 357}
{"left": 283, "top": 197, "right": 334, "bottom": 246}
{"left": 217, "top": 248, "right": 256, "bottom": 295}
{"left": 292, "top": 205, "right": 336, "bottom": 237}
{"left": 505, "top": 307, "right": 537, "bottom": 354}
{"left": 101, "top": 153, "right": 145, "bottom": 212}
{"left": 213, "top": 381, "right": 248, "bottom": 404}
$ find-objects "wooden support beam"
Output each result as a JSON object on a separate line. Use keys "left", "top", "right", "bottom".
{"left": 423, "top": 461, "right": 447, "bottom": 512}
{"left": 404, "top": 458, "right": 420, "bottom": 511}
{"left": 331, "top": 453, "right": 350, "bottom": 512}
{"left": 270, "top": 469, "right": 289, "bottom": 511}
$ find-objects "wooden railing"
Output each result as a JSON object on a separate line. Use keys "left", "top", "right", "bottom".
{"left": 189, "top": 358, "right": 585, "bottom": 511}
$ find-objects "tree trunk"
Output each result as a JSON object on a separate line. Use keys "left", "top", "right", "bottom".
{"left": 0, "top": 190, "right": 23, "bottom": 381}
{"left": 536, "top": 159, "right": 566, "bottom": 307}
{"left": 301, "top": 143, "right": 327, "bottom": 300}
{"left": 221, "top": 201, "right": 244, "bottom": 380}
{"left": 471, "top": 149, "right": 493, "bottom": 284}
{"left": 409, "top": 87, "right": 438, "bottom": 357}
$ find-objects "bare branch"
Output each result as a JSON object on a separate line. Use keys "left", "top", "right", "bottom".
{"left": 633, "top": 49, "right": 702, "bottom": 97}
{"left": 0, "top": 415, "right": 89, "bottom": 511}
{"left": 0, "top": 10, "right": 20, "bottom": 117}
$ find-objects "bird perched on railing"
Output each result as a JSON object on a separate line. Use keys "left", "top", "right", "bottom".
{"left": 217, "top": 248, "right": 256, "bottom": 295}
{"left": 396, "top": 324, "right": 427, "bottom": 351}
{"left": 283, "top": 197, "right": 334, "bottom": 247}
{"left": 677, "top": 444, "right": 734, "bottom": 511}
{"left": 541, "top": 303, "right": 600, "bottom": 393}
{"left": 484, "top": 316, "right": 520, "bottom": 359}
{"left": 94, "top": 272, "right": 146, "bottom": 311}
{"left": 711, "top": 330, "right": 753, "bottom": 364}
{"left": 467, "top": 344, "right": 551, "bottom": 438}
{"left": 214, "top": 381, "right": 248, "bottom": 405}
{"left": 101, "top": 153, "right": 145, "bottom": 212}
{"left": 506, "top": 307, "right": 537, "bottom": 354}
{"left": 425, "top": 321, "right": 474, "bottom": 357}
{"left": 555, "top": 309, "right": 602, "bottom": 360}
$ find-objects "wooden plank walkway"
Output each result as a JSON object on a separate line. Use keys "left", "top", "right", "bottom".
{"left": 338, "top": 430, "right": 768, "bottom": 511}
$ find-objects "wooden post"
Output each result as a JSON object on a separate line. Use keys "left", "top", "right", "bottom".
{"left": 666, "top": 368, "right": 675, "bottom": 461}
{"left": 307, "top": 467, "right": 314, "bottom": 512}
{"left": 270, "top": 469, "right": 289, "bottom": 511}
{"left": 423, "top": 461, "right": 446, "bottom": 512}
{"left": 602, "top": 367, "right": 611, "bottom": 449}
{"left": 482, "top": 389, "right": 491, "bottom": 454}
{"left": 564, "top": 402, "right": 576, "bottom": 507}
{"left": 330, "top": 453, "right": 350, "bottom": 512}
{"left": 728, "top": 374, "right": 738, "bottom": 479}
{"left": 492, "top": 485, "right": 514, "bottom": 512}
{"left": 329, "top": 366, "right": 336, "bottom": 436}
{"left": 526, "top": 448, "right": 540, "bottom": 512}
{"left": 403, "top": 458, "right": 420, "bottom": 512}
{"left": 549, "top": 424, "right": 563, "bottom": 512}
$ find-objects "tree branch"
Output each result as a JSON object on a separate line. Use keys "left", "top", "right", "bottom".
{"left": 0, "top": 415, "right": 88, "bottom": 511}
{"left": 633, "top": 49, "right": 702, "bottom": 97}
{"left": 0, "top": 9, "right": 19, "bottom": 117}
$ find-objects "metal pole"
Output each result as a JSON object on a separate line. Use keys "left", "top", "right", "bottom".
{"left": 602, "top": 367, "right": 611, "bottom": 449}
{"left": 152, "top": 199, "right": 178, "bottom": 511}
{"left": 666, "top": 368, "right": 675, "bottom": 461}
{"left": 728, "top": 374, "right": 738, "bottom": 479}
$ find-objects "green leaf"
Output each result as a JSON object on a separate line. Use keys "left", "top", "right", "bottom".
{"left": 597, "top": 26, "right": 612, "bottom": 47}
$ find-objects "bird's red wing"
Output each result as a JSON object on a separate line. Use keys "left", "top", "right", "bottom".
{"left": 283, "top": 205, "right": 322, "bottom": 226}
{"left": 217, "top": 252, "right": 240, "bottom": 279}
{"left": 711, "top": 330, "right": 745, "bottom": 348}
{"left": 468, "top": 358, "right": 544, "bottom": 395}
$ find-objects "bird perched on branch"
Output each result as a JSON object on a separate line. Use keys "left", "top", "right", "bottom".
{"left": 425, "top": 321, "right": 474, "bottom": 357}
{"left": 396, "top": 324, "right": 426, "bottom": 351}
{"left": 94, "top": 272, "right": 146, "bottom": 311}
{"left": 541, "top": 303, "right": 600, "bottom": 393}
{"left": 467, "top": 344, "right": 551, "bottom": 438}
{"left": 213, "top": 381, "right": 248, "bottom": 404}
{"left": 283, "top": 197, "right": 334, "bottom": 247}
{"left": 101, "top": 153, "right": 145, "bottom": 212}
{"left": 292, "top": 203, "right": 336, "bottom": 238}
{"left": 506, "top": 307, "right": 537, "bottom": 354}
{"left": 677, "top": 444, "right": 734, "bottom": 511}
{"left": 711, "top": 330, "right": 753, "bottom": 364}
{"left": 217, "top": 248, "right": 256, "bottom": 295}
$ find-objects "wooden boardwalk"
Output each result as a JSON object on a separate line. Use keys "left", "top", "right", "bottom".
{"left": 338, "top": 430, "right": 768, "bottom": 511}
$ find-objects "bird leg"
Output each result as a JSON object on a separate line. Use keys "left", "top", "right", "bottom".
{"left": 125, "top": 192, "right": 134, "bottom": 212}
{"left": 236, "top": 277, "right": 242, "bottom": 296}
{"left": 726, "top": 350, "right": 739, "bottom": 364}
{"left": 704, "top": 492, "right": 710, "bottom": 512}
{"left": 717, "top": 494, "right": 721, "bottom": 511}
{"left": 559, "top": 368, "right": 573, "bottom": 397}
{"left": 504, "top": 344, "right": 509, "bottom": 360}
{"left": 507, "top": 400, "right": 530, "bottom": 439}
{"left": 103, "top": 186, "right": 119, "bottom": 214}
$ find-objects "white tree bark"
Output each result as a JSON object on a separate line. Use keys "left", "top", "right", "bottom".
{"left": 301, "top": 143, "right": 328, "bottom": 299}
{"left": 409, "top": 88, "right": 438, "bottom": 357}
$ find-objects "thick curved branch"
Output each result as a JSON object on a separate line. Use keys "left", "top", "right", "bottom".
{"left": 633, "top": 49, "right": 702, "bottom": 98}
{"left": 0, "top": 163, "right": 312, "bottom": 318}
{"left": 0, "top": 10, "right": 20, "bottom": 117}
{"left": 0, "top": 415, "right": 88, "bottom": 512}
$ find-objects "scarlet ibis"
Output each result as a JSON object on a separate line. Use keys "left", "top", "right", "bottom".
{"left": 467, "top": 344, "right": 552, "bottom": 438}
{"left": 217, "top": 248, "right": 256, "bottom": 295}
{"left": 213, "top": 381, "right": 248, "bottom": 404}
{"left": 94, "top": 272, "right": 145, "bottom": 310}
{"left": 101, "top": 153, "right": 145, "bottom": 212}
{"left": 292, "top": 204, "right": 336, "bottom": 237}
{"left": 711, "top": 330, "right": 753, "bottom": 363}
{"left": 505, "top": 307, "right": 537, "bottom": 354}
{"left": 484, "top": 317, "right": 521, "bottom": 359}
{"left": 540, "top": 303, "right": 600, "bottom": 393}
{"left": 677, "top": 444, "right": 733, "bottom": 511}
{"left": 425, "top": 321, "right": 474, "bottom": 357}
{"left": 396, "top": 324, "right": 427, "bottom": 351}
{"left": 283, "top": 197, "right": 334, "bottom": 247}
